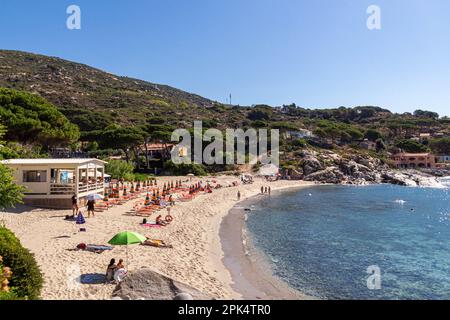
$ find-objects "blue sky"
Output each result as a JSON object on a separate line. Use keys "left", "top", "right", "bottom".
{"left": 1, "top": 0, "right": 449, "bottom": 115}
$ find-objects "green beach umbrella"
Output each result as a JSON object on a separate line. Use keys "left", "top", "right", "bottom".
{"left": 108, "top": 231, "right": 146, "bottom": 266}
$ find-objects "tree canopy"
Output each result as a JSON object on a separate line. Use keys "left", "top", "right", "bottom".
{"left": 105, "top": 160, "right": 135, "bottom": 180}
{"left": 430, "top": 138, "right": 450, "bottom": 154}
{"left": 0, "top": 88, "right": 80, "bottom": 146}
{"left": 396, "top": 139, "right": 429, "bottom": 153}
{"left": 0, "top": 164, "right": 25, "bottom": 210}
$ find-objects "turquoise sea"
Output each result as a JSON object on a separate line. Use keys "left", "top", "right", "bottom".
{"left": 246, "top": 178, "right": 450, "bottom": 299}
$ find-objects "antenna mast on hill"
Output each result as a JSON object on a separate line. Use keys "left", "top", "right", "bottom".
{"left": 229, "top": 94, "right": 232, "bottom": 106}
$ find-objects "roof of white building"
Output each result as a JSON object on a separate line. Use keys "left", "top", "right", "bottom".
{"left": 0, "top": 158, "right": 107, "bottom": 165}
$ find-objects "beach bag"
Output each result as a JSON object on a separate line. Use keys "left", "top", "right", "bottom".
{"left": 142, "top": 218, "right": 147, "bottom": 224}
{"left": 114, "top": 268, "right": 127, "bottom": 282}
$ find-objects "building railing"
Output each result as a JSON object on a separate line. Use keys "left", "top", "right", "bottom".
{"left": 78, "top": 182, "right": 104, "bottom": 193}
{"left": 50, "top": 184, "right": 76, "bottom": 195}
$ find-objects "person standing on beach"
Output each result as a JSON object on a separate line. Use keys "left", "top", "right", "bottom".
{"left": 268, "top": 187, "right": 271, "bottom": 195}
{"left": 71, "top": 194, "right": 78, "bottom": 216}
{"left": 261, "top": 186, "right": 264, "bottom": 194}
{"left": 237, "top": 191, "right": 241, "bottom": 201}
{"left": 87, "top": 199, "right": 95, "bottom": 218}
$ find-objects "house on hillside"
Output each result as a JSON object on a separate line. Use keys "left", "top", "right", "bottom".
{"left": 436, "top": 155, "right": 450, "bottom": 163}
{"left": 419, "top": 133, "right": 432, "bottom": 142}
{"left": 357, "top": 139, "right": 377, "bottom": 151}
{"left": 138, "top": 143, "right": 174, "bottom": 160}
{"left": 435, "top": 155, "right": 450, "bottom": 168}
{"left": 390, "top": 153, "right": 436, "bottom": 169}
{"left": 0, "top": 158, "right": 107, "bottom": 209}
{"left": 49, "top": 147, "right": 88, "bottom": 159}
{"left": 284, "top": 129, "right": 314, "bottom": 140}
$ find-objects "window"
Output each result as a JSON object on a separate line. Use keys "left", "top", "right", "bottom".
{"left": 23, "top": 170, "right": 47, "bottom": 183}
{"left": 51, "top": 169, "right": 75, "bottom": 184}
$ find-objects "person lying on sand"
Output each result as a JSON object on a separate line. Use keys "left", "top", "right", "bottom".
{"left": 156, "top": 215, "right": 168, "bottom": 226}
{"left": 74, "top": 243, "right": 113, "bottom": 254}
{"left": 142, "top": 239, "right": 173, "bottom": 248}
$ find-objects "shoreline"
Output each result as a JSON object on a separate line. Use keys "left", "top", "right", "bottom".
{"left": 0, "top": 176, "right": 314, "bottom": 300}
{"left": 219, "top": 185, "right": 315, "bottom": 300}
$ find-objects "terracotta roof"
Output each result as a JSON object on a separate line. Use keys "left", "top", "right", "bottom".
{"left": 395, "top": 153, "right": 432, "bottom": 157}
{"left": 140, "top": 143, "right": 174, "bottom": 151}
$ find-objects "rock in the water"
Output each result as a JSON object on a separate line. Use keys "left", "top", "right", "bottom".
{"left": 112, "top": 268, "right": 211, "bottom": 300}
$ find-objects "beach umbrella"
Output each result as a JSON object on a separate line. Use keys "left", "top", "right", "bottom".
{"left": 108, "top": 231, "right": 146, "bottom": 266}
{"left": 87, "top": 194, "right": 104, "bottom": 201}
{"left": 76, "top": 212, "right": 85, "bottom": 225}
{"left": 144, "top": 193, "right": 151, "bottom": 206}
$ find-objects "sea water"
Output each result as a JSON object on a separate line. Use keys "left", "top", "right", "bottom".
{"left": 246, "top": 179, "right": 450, "bottom": 299}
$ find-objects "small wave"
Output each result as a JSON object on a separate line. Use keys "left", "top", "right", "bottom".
{"left": 270, "top": 256, "right": 279, "bottom": 263}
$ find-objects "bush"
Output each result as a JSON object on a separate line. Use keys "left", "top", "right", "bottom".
{"left": 106, "top": 160, "right": 135, "bottom": 180}
{"left": 132, "top": 173, "right": 154, "bottom": 181}
{"left": 0, "top": 164, "right": 25, "bottom": 210}
{"left": 430, "top": 138, "right": 450, "bottom": 154}
{"left": 164, "top": 161, "right": 208, "bottom": 176}
{"left": 0, "top": 227, "right": 43, "bottom": 299}
{"left": 396, "top": 139, "right": 429, "bottom": 153}
{"left": 291, "top": 138, "right": 307, "bottom": 148}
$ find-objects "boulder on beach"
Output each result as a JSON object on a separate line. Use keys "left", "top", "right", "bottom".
{"left": 112, "top": 268, "right": 211, "bottom": 300}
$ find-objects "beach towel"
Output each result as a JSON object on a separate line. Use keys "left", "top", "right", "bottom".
{"left": 87, "top": 245, "right": 113, "bottom": 251}
{"left": 80, "top": 273, "right": 107, "bottom": 284}
{"left": 142, "top": 223, "right": 162, "bottom": 228}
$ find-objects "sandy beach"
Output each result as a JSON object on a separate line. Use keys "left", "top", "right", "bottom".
{"left": 0, "top": 176, "right": 313, "bottom": 300}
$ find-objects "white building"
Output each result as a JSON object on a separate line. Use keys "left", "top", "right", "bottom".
{"left": 284, "top": 129, "right": 314, "bottom": 140}
{"left": 0, "top": 158, "right": 107, "bottom": 209}
{"left": 436, "top": 155, "right": 450, "bottom": 163}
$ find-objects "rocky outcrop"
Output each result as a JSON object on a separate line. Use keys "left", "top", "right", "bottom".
{"left": 304, "top": 167, "right": 344, "bottom": 184}
{"left": 112, "top": 268, "right": 211, "bottom": 300}
{"left": 301, "top": 155, "right": 323, "bottom": 176}
{"left": 297, "top": 149, "right": 443, "bottom": 187}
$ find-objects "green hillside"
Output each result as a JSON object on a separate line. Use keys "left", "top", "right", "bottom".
{"left": 0, "top": 50, "right": 449, "bottom": 175}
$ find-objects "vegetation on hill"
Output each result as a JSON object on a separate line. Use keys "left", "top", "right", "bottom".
{"left": 0, "top": 87, "right": 79, "bottom": 153}
{"left": 0, "top": 50, "right": 448, "bottom": 177}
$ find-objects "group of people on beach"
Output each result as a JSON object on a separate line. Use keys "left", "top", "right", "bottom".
{"left": 71, "top": 194, "right": 96, "bottom": 218}
{"left": 106, "top": 258, "right": 127, "bottom": 283}
{"left": 261, "top": 186, "right": 271, "bottom": 195}
{"left": 236, "top": 185, "right": 271, "bottom": 201}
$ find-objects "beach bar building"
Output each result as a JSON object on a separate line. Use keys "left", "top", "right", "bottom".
{"left": 0, "top": 158, "right": 107, "bottom": 209}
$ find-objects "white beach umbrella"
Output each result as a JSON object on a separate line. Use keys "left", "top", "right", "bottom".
{"left": 87, "top": 194, "right": 104, "bottom": 201}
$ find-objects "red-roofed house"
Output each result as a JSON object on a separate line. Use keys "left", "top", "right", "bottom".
{"left": 390, "top": 153, "right": 436, "bottom": 169}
